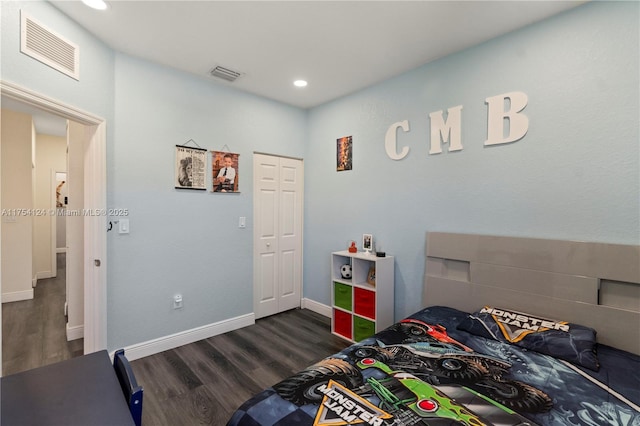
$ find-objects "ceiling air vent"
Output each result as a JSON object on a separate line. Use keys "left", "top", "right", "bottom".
{"left": 210, "top": 65, "right": 243, "bottom": 83}
{"left": 20, "top": 10, "right": 79, "bottom": 80}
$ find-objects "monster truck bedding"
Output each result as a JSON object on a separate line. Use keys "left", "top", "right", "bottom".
{"left": 227, "top": 306, "right": 640, "bottom": 426}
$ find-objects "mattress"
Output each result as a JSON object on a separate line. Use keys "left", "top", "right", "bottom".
{"left": 227, "top": 306, "right": 640, "bottom": 425}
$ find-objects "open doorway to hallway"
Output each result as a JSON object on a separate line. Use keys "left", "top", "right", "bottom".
{"left": 0, "top": 83, "right": 109, "bottom": 375}
{"left": 1, "top": 81, "right": 108, "bottom": 374}
{"left": 1, "top": 100, "right": 84, "bottom": 374}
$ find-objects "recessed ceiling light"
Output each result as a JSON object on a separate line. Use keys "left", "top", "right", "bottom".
{"left": 82, "top": 0, "right": 108, "bottom": 10}
{"left": 294, "top": 80, "right": 308, "bottom": 88}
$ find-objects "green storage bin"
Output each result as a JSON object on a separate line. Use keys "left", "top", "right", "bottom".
{"left": 353, "top": 316, "right": 375, "bottom": 341}
{"left": 334, "top": 282, "right": 352, "bottom": 311}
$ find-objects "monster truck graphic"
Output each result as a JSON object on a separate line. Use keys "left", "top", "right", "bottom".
{"left": 344, "top": 341, "right": 550, "bottom": 413}
{"left": 389, "top": 319, "right": 474, "bottom": 352}
{"left": 273, "top": 318, "right": 551, "bottom": 423}
{"left": 359, "top": 358, "right": 538, "bottom": 426}
{"left": 353, "top": 319, "right": 552, "bottom": 413}
{"left": 274, "top": 357, "right": 539, "bottom": 425}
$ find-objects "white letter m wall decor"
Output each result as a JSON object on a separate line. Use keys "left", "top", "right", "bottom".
{"left": 429, "top": 105, "right": 463, "bottom": 154}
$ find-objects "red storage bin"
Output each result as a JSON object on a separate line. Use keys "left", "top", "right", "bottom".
{"left": 333, "top": 309, "right": 352, "bottom": 340}
{"left": 354, "top": 287, "right": 376, "bottom": 319}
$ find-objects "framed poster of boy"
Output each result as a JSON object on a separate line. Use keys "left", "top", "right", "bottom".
{"left": 212, "top": 151, "right": 240, "bottom": 192}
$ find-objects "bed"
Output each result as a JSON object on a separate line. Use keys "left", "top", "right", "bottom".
{"left": 228, "top": 232, "right": 640, "bottom": 426}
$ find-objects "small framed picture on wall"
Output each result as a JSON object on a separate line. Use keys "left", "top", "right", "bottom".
{"left": 175, "top": 145, "right": 207, "bottom": 190}
{"left": 337, "top": 136, "right": 352, "bottom": 171}
{"left": 212, "top": 151, "right": 240, "bottom": 193}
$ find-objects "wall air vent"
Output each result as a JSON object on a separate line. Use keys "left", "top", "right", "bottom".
{"left": 210, "top": 65, "right": 244, "bottom": 82}
{"left": 20, "top": 10, "right": 80, "bottom": 80}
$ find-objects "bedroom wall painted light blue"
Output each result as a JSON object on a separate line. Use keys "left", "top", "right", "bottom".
{"left": 2, "top": 0, "right": 637, "bottom": 353}
{"left": 0, "top": 1, "right": 114, "bottom": 121}
{"left": 1, "top": 0, "right": 307, "bottom": 351}
{"left": 108, "top": 53, "right": 306, "bottom": 348}
{"left": 303, "top": 1, "right": 639, "bottom": 320}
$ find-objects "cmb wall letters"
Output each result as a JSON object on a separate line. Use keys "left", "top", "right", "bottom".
{"left": 385, "top": 91, "right": 529, "bottom": 160}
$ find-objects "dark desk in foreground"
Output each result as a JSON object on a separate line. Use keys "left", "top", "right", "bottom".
{"left": 1, "top": 350, "right": 135, "bottom": 426}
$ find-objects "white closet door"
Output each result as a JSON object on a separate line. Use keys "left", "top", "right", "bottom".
{"left": 253, "top": 153, "right": 303, "bottom": 319}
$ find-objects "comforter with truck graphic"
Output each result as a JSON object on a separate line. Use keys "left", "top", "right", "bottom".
{"left": 227, "top": 306, "right": 640, "bottom": 426}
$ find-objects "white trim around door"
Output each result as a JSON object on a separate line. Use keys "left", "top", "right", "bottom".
{"left": 0, "top": 80, "right": 108, "bottom": 360}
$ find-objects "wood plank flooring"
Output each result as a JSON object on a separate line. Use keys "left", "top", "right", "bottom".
{"left": 3, "top": 261, "right": 349, "bottom": 425}
{"left": 131, "top": 309, "right": 350, "bottom": 425}
{"left": 2, "top": 253, "right": 83, "bottom": 375}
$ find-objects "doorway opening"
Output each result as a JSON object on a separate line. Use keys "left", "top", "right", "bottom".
{"left": 0, "top": 80, "right": 107, "bottom": 375}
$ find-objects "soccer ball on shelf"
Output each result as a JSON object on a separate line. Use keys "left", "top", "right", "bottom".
{"left": 340, "top": 264, "right": 352, "bottom": 279}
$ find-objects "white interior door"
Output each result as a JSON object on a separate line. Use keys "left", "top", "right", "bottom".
{"left": 253, "top": 153, "right": 303, "bottom": 319}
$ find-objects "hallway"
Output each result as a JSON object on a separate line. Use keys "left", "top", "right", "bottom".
{"left": 2, "top": 253, "right": 83, "bottom": 375}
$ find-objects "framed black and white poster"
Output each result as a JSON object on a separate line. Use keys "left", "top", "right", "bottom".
{"left": 175, "top": 145, "right": 207, "bottom": 190}
{"left": 212, "top": 151, "right": 240, "bottom": 193}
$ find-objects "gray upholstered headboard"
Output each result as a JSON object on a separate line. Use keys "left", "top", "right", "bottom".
{"left": 423, "top": 232, "right": 640, "bottom": 355}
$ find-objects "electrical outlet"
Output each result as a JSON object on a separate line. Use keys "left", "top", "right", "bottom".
{"left": 173, "top": 294, "right": 183, "bottom": 309}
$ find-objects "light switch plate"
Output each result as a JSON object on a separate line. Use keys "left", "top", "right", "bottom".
{"left": 118, "top": 218, "right": 130, "bottom": 234}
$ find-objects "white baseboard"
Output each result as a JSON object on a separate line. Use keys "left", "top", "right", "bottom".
{"left": 66, "top": 323, "right": 84, "bottom": 341}
{"left": 2, "top": 289, "right": 34, "bottom": 303}
{"left": 36, "top": 271, "right": 54, "bottom": 280}
{"left": 118, "top": 313, "right": 255, "bottom": 361}
{"left": 302, "top": 298, "right": 331, "bottom": 317}
{"left": 110, "top": 304, "right": 327, "bottom": 362}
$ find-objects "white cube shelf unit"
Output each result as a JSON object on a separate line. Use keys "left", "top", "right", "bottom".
{"left": 331, "top": 250, "right": 394, "bottom": 342}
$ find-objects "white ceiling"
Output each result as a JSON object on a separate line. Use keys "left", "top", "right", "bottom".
{"left": 49, "top": 0, "right": 584, "bottom": 109}
{"left": 4, "top": 1, "right": 585, "bottom": 137}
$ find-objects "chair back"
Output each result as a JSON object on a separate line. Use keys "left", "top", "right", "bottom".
{"left": 113, "top": 349, "right": 143, "bottom": 426}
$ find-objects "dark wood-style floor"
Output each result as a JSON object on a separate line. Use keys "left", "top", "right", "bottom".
{"left": 2, "top": 253, "right": 83, "bottom": 375}
{"left": 131, "top": 308, "right": 350, "bottom": 425}
{"left": 3, "top": 257, "right": 349, "bottom": 425}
